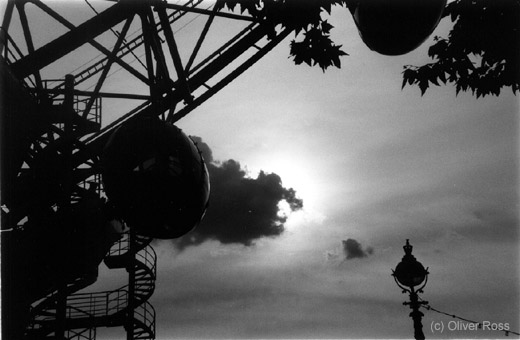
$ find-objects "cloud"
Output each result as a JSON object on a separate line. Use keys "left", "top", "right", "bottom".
{"left": 175, "top": 137, "right": 303, "bottom": 248}
{"left": 325, "top": 238, "right": 374, "bottom": 264}
{"left": 342, "top": 238, "right": 373, "bottom": 260}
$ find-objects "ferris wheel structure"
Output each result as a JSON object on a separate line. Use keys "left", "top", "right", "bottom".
{"left": 1, "top": 1, "right": 291, "bottom": 339}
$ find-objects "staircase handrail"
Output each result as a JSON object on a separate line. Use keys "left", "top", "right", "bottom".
{"left": 107, "top": 232, "right": 151, "bottom": 256}
{"left": 29, "top": 232, "right": 157, "bottom": 338}
{"left": 134, "top": 301, "right": 156, "bottom": 339}
{"left": 137, "top": 243, "right": 157, "bottom": 280}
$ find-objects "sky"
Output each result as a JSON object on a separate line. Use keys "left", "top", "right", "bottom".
{"left": 2, "top": 1, "right": 519, "bottom": 339}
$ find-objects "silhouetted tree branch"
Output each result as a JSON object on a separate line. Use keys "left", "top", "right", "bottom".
{"left": 220, "top": 0, "right": 348, "bottom": 71}
{"left": 221, "top": 0, "right": 519, "bottom": 96}
{"left": 402, "top": 0, "right": 520, "bottom": 97}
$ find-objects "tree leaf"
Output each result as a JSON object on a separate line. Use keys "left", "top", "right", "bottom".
{"left": 402, "top": 0, "right": 520, "bottom": 97}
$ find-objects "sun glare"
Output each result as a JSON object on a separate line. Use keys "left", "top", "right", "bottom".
{"left": 251, "top": 155, "right": 321, "bottom": 212}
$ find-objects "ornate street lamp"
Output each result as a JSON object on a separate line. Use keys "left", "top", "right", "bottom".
{"left": 392, "top": 239, "right": 429, "bottom": 340}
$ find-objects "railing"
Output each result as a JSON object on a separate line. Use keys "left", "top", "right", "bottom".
{"left": 65, "top": 289, "right": 129, "bottom": 319}
{"left": 135, "top": 301, "right": 156, "bottom": 338}
{"left": 27, "top": 231, "right": 157, "bottom": 339}
{"left": 29, "top": 271, "right": 98, "bottom": 320}
{"left": 67, "top": 327, "right": 96, "bottom": 340}
{"left": 31, "top": 288, "right": 128, "bottom": 324}
{"left": 37, "top": 79, "right": 102, "bottom": 128}
{"left": 74, "top": 95, "right": 102, "bottom": 127}
{"left": 137, "top": 245, "right": 157, "bottom": 282}
{"left": 108, "top": 233, "right": 157, "bottom": 280}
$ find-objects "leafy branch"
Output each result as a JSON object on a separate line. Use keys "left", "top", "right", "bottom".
{"left": 402, "top": 0, "right": 520, "bottom": 97}
{"left": 219, "top": 0, "right": 349, "bottom": 71}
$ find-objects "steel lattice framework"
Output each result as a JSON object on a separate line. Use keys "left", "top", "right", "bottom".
{"left": 1, "top": 0, "right": 292, "bottom": 226}
{"left": 0, "top": 1, "right": 294, "bottom": 339}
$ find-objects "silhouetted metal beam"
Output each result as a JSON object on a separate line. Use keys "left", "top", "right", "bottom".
{"left": 82, "top": 16, "right": 134, "bottom": 119}
{"left": 10, "top": 1, "right": 138, "bottom": 79}
{"left": 74, "top": 24, "right": 289, "bottom": 168}
{"left": 16, "top": 2, "right": 42, "bottom": 90}
{"left": 156, "top": 5, "right": 192, "bottom": 103}
{"left": 171, "top": 26, "right": 292, "bottom": 122}
{"left": 140, "top": 9, "right": 171, "bottom": 98}
{"left": 163, "top": 2, "right": 255, "bottom": 22}
{"left": 187, "top": 24, "right": 272, "bottom": 92}
{"left": 31, "top": 0, "right": 149, "bottom": 85}
{"left": 0, "top": 0, "right": 16, "bottom": 58}
{"left": 185, "top": 2, "right": 218, "bottom": 73}
{"left": 37, "top": 88, "right": 150, "bottom": 100}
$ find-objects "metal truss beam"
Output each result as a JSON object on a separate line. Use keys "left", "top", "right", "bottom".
{"left": 74, "top": 23, "right": 292, "bottom": 171}
{"left": 2, "top": 0, "right": 293, "bottom": 236}
{"left": 10, "top": 0, "right": 140, "bottom": 79}
{"left": 163, "top": 2, "right": 255, "bottom": 22}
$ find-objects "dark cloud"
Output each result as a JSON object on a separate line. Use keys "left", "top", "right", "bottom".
{"left": 342, "top": 238, "right": 373, "bottom": 260}
{"left": 175, "top": 137, "right": 303, "bottom": 248}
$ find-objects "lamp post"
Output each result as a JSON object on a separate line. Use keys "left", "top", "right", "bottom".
{"left": 392, "top": 239, "right": 429, "bottom": 340}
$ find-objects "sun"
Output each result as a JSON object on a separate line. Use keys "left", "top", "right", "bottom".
{"left": 250, "top": 154, "right": 322, "bottom": 212}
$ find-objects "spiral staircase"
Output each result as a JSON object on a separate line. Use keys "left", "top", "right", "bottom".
{"left": 26, "top": 232, "right": 157, "bottom": 340}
